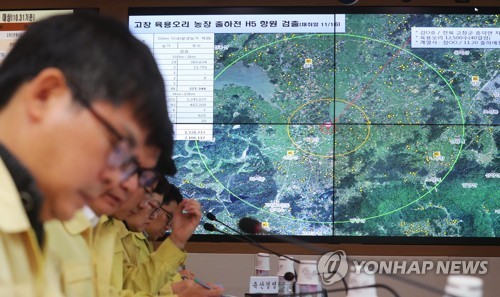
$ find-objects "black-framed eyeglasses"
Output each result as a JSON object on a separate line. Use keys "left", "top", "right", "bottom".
{"left": 150, "top": 206, "right": 173, "bottom": 226}
{"left": 145, "top": 196, "right": 161, "bottom": 209}
{"left": 73, "top": 93, "right": 160, "bottom": 188}
{"left": 122, "top": 165, "right": 160, "bottom": 193}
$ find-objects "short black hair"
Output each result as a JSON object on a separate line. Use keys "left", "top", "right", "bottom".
{"left": 153, "top": 175, "right": 171, "bottom": 195}
{"left": 0, "top": 13, "right": 173, "bottom": 157}
{"left": 164, "top": 184, "right": 183, "bottom": 205}
{"left": 153, "top": 175, "right": 183, "bottom": 205}
{"left": 155, "top": 152, "right": 177, "bottom": 177}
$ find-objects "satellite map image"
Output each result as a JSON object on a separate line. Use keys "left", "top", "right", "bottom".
{"left": 170, "top": 13, "right": 499, "bottom": 238}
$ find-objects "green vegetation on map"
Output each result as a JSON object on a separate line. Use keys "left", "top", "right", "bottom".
{"left": 171, "top": 13, "right": 499, "bottom": 237}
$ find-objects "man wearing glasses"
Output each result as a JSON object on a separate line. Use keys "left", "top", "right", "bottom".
{"left": 121, "top": 179, "right": 194, "bottom": 295}
{"left": 120, "top": 187, "right": 170, "bottom": 268}
{"left": 144, "top": 181, "right": 180, "bottom": 245}
{"left": 0, "top": 13, "right": 175, "bottom": 296}
{"left": 44, "top": 157, "right": 171, "bottom": 297}
{"left": 121, "top": 175, "right": 178, "bottom": 266}
{"left": 145, "top": 182, "right": 197, "bottom": 283}
{"left": 145, "top": 184, "right": 197, "bottom": 290}
{"left": 106, "top": 175, "right": 215, "bottom": 297}
{"left": 46, "top": 155, "right": 223, "bottom": 297}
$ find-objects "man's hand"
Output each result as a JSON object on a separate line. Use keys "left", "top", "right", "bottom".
{"left": 171, "top": 279, "right": 195, "bottom": 294}
{"left": 169, "top": 199, "right": 202, "bottom": 249}
{"left": 179, "top": 269, "right": 195, "bottom": 280}
{"left": 177, "top": 282, "right": 224, "bottom": 297}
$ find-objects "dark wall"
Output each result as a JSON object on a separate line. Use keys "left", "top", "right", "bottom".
{"left": 1, "top": 0, "right": 498, "bottom": 256}
{"left": 0, "top": 0, "right": 498, "bottom": 22}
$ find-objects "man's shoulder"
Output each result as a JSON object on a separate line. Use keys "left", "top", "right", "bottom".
{"left": 0, "top": 156, "right": 31, "bottom": 232}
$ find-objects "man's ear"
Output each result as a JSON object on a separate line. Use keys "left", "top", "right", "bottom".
{"left": 24, "top": 68, "right": 72, "bottom": 122}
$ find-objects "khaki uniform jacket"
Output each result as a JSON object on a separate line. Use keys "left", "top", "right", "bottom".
{"left": 95, "top": 217, "right": 186, "bottom": 297}
{"left": 120, "top": 231, "right": 152, "bottom": 268}
{"left": 0, "top": 155, "right": 62, "bottom": 297}
{"left": 121, "top": 231, "right": 183, "bottom": 295}
{"left": 0, "top": 156, "right": 44, "bottom": 296}
{"left": 45, "top": 212, "right": 180, "bottom": 297}
{"left": 44, "top": 210, "right": 95, "bottom": 297}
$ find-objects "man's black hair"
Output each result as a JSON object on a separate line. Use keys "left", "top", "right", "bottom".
{"left": 153, "top": 175, "right": 171, "bottom": 195}
{"left": 155, "top": 152, "right": 177, "bottom": 177}
{"left": 153, "top": 175, "right": 183, "bottom": 205}
{"left": 0, "top": 13, "right": 174, "bottom": 161}
{"left": 164, "top": 184, "right": 183, "bottom": 205}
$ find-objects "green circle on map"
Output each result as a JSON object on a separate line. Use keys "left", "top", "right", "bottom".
{"left": 287, "top": 98, "right": 371, "bottom": 157}
{"left": 197, "top": 32, "right": 465, "bottom": 226}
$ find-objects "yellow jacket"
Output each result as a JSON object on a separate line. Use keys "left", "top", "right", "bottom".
{"left": 0, "top": 153, "right": 64, "bottom": 297}
{"left": 0, "top": 156, "right": 44, "bottom": 296}
{"left": 46, "top": 213, "right": 161, "bottom": 297}
{"left": 44, "top": 210, "right": 95, "bottom": 297}
{"left": 121, "top": 231, "right": 152, "bottom": 267}
{"left": 120, "top": 231, "right": 184, "bottom": 295}
{"left": 95, "top": 217, "right": 186, "bottom": 296}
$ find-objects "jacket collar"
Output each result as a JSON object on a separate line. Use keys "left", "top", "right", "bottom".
{"left": 82, "top": 205, "right": 99, "bottom": 227}
{"left": 0, "top": 142, "right": 44, "bottom": 246}
{"left": 63, "top": 209, "right": 93, "bottom": 235}
{"left": 133, "top": 231, "right": 147, "bottom": 240}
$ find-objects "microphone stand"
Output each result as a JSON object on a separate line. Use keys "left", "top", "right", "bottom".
{"left": 205, "top": 223, "right": 298, "bottom": 262}
{"left": 205, "top": 218, "right": 300, "bottom": 264}
{"left": 277, "top": 284, "right": 400, "bottom": 297}
{"left": 237, "top": 218, "right": 467, "bottom": 297}
{"left": 237, "top": 218, "right": 349, "bottom": 295}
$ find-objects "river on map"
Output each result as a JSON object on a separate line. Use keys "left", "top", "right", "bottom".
{"left": 214, "top": 61, "right": 276, "bottom": 100}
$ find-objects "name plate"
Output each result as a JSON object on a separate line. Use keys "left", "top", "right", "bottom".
{"left": 249, "top": 276, "right": 279, "bottom": 294}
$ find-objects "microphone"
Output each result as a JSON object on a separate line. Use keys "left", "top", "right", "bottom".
{"left": 238, "top": 218, "right": 461, "bottom": 297}
{"left": 206, "top": 213, "right": 301, "bottom": 262}
{"left": 283, "top": 272, "right": 296, "bottom": 282}
{"left": 238, "top": 217, "right": 349, "bottom": 295}
{"left": 205, "top": 212, "right": 218, "bottom": 221}
{"left": 238, "top": 217, "right": 330, "bottom": 254}
{"left": 203, "top": 223, "right": 299, "bottom": 264}
{"left": 203, "top": 222, "right": 218, "bottom": 233}
{"left": 238, "top": 217, "right": 264, "bottom": 234}
{"left": 207, "top": 212, "right": 249, "bottom": 236}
